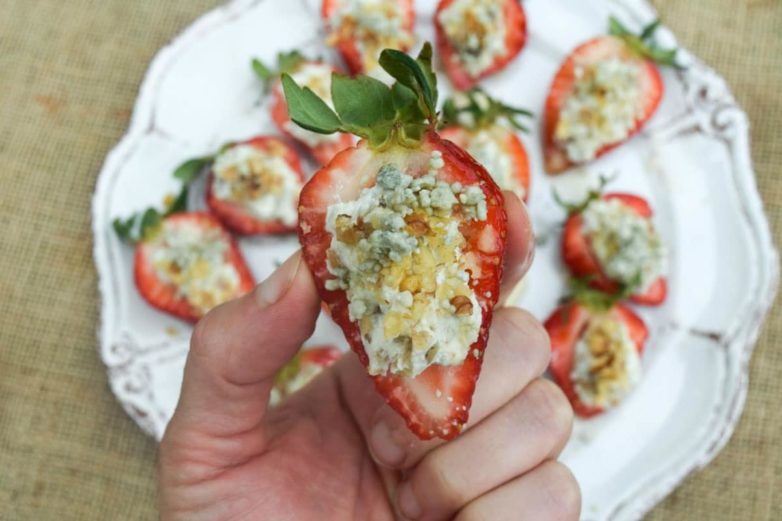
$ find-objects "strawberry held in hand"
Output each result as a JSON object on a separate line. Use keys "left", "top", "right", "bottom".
{"left": 270, "top": 345, "right": 343, "bottom": 407}
{"left": 440, "top": 87, "right": 532, "bottom": 202}
{"left": 322, "top": 0, "right": 415, "bottom": 76}
{"left": 114, "top": 201, "right": 255, "bottom": 322}
{"left": 557, "top": 183, "right": 668, "bottom": 306}
{"left": 282, "top": 43, "right": 508, "bottom": 440}
{"left": 543, "top": 17, "right": 681, "bottom": 174}
{"left": 545, "top": 298, "right": 648, "bottom": 418}
{"left": 434, "top": 0, "right": 527, "bottom": 90}
{"left": 253, "top": 51, "right": 353, "bottom": 165}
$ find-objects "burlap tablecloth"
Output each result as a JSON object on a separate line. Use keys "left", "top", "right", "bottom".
{"left": 0, "top": 0, "right": 779, "bottom": 518}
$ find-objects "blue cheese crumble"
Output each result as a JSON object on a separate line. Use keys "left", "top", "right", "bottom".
{"left": 325, "top": 155, "right": 488, "bottom": 377}
{"left": 151, "top": 221, "right": 241, "bottom": 315}
{"left": 571, "top": 315, "right": 642, "bottom": 408}
{"left": 438, "top": 0, "right": 508, "bottom": 78}
{"left": 582, "top": 198, "right": 666, "bottom": 292}
{"left": 555, "top": 58, "right": 643, "bottom": 163}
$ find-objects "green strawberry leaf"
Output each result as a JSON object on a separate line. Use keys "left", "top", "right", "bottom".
{"left": 173, "top": 156, "right": 212, "bottom": 184}
{"left": 251, "top": 50, "right": 306, "bottom": 91}
{"left": 608, "top": 16, "right": 684, "bottom": 69}
{"left": 331, "top": 74, "right": 396, "bottom": 134}
{"left": 379, "top": 43, "right": 438, "bottom": 122}
{"left": 281, "top": 73, "right": 343, "bottom": 134}
{"left": 251, "top": 58, "right": 274, "bottom": 83}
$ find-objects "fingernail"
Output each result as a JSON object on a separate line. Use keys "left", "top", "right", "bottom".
{"left": 370, "top": 421, "right": 406, "bottom": 467}
{"left": 398, "top": 481, "right": 422, "bottom": 519}
{"left": 257, "top": 252, "right": 302, "bottom": 307}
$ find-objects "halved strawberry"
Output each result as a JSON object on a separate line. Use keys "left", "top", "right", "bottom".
{"left": 562, "top": 192, "right": 667, "bottom": 306}
{"left": 545, "top": 301, "right": 647, "bottom": 418}
{"left": 543, "top": 17, "right": 680, "bottom": 174}
{"left": 440, "top": 88, "right": 533, "bottom": 202}
{"left": 205, "top": 136, "right": 305, "bottom": 235}
{"left": 284, "top": 45, "right": 508, "bottom": 440}
{"left": 133, "top": 212, "right": 255, "bottom": 323}
{"left": 322, "top": 0, "right": 415, "bottom": 75}
{"left": 434, "top": 0, "right": 527, "bottom": 90}
{"left": 271, "top": 345, "right": 343, "bottom": 406}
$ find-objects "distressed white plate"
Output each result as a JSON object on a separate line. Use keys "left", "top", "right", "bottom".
{"left": 91, "top": 0, "right": 779, "bottom": 519}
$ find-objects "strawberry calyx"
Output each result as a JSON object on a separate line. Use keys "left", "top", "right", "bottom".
{"left": 251, "top": 50, "right": 307, "bottom": 90}
{"left": 608, "top": 16, "right": 683, "bottom": 69}
{"left": 281, "top": 43, "right": 439, "bottom": 151}
{"left": 441, "top": 87, "right": 533, "bottom": 132}
{"left": 112, "top": 186, "right": 188, "bottom": 244}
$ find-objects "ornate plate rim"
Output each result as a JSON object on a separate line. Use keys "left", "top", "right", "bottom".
{"left": 91, "top": 0, "right": 779, "bottom": 519}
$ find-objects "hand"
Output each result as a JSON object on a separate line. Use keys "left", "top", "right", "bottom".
{"left": 159, "top": 193, "right": 580, "bottom": 521}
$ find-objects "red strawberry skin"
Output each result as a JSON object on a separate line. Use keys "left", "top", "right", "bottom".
{"left": 300, "top": 345, "right": 343, "bottom": 367}
{"left": 434, "top": 0, "right": 527, "bottom": 90}
{"left": 270, "top": 67, "right": 354, "bottom": 165}
{"left": 206, "top": 137, "right": 304, "bottom": 235}
{"left": 440, "top": 125, "right": 530, "bottom": 202}
{"left": 543, "top": 36, "right": 663, "bottom": 174}
{"left": 298, "top": 132, "right": 507, "bottom": 440}
{"left": 562, "top": 193, "right": 667, "bottom": 306}
{"left": 322, "top": 0, "right": 415, "bottom": 75}
{"left": 545, "top": 302, "right": 647, "bottom": 418}
{"left": 134, "top": 212, "right": 255, "bottom": 323}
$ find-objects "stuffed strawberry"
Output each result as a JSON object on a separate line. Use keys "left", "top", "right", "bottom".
{"left": 440, "top": 88, "right": 532, "bottom": 202}
{"left": 434, "top": 0, "right": 527, "bottom": 90}
{"left": 322, "top": 0, "right": 415, "bottom": 76}
{"left": 270, "top": 345, "right": 343, "bottom": 407}
{"left": 545, "top": 299, "right": 648, "bottom": 418}
{"left": 543, "top": 17, "right": 682, "bottom": 174}
{"left": 557, "top": 184, "right": 667, "bottom": 306}
{"left": 252, "top": 51, "right": 353, "bottom": 165}
{"left": 114, "top": 204, "right": 255, "bottom": 323}
{"left": 282, "top": 43, "right": 508, "bottom": 440}
{"left": 170, "top": 136, "right": 305, "bottom": 235}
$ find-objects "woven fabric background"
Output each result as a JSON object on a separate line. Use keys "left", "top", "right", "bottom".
{"left": 0, "top": 0, "right": 778, "bottom": 519}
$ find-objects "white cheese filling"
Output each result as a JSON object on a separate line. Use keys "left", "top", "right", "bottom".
{"left": 151, "top": 221, "right": 241, "bottom": 315}
{"left": 328, "top": 0, "right": 414, "bottom": 73}
{"left": 438, "top": 0, "right": 508, "bottom": 78}
{"left": 465, "top": 128, "right": 525, "bottom": 201}
{"left": 571, "top": 314, "right": 642, "bottom": 408}
{"left": 324, "top": 153, "right": 487, "bottom": 377}
{"left": 582, "top": 199, "right": 666, "bottom": 292}
{"left": 555, "top": 58, "right": 643, "bottom": 163}
{"left": 282, "top": 63, "right": 344, "bottom": 147}
{"left": 212, "top": 144, "right": 301, "bottom": 226}
{"left": 269, "top": 361, "right": 324, "bottom": 408}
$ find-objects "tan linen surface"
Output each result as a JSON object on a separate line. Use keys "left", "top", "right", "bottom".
{"left": 0, "top": 0, "right": 779, "bottom": 519}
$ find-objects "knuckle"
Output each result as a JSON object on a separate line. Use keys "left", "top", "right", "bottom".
{"left": 539, "top": 461, "right": 582, "bottom": 521}
{"left": 499, "top": 308, "right": 552, "bottom": 373}
{"left": 422, "top": 454, "right": 470, "bottom": 510}
{"left": 525, "top": 379, "right": 573, "bottom": 440}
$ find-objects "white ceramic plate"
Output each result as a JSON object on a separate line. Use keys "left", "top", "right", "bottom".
{"left": 91, "top": 0, "right": 779, "bottom": 519}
